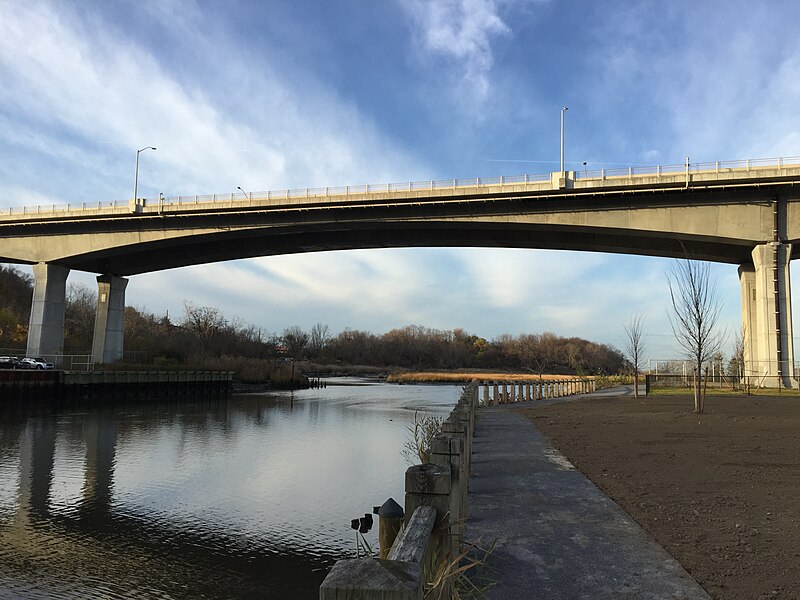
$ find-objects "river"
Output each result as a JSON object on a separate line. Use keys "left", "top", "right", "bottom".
{"left": 0, "top": 378, "right": 460, "bottom": 599}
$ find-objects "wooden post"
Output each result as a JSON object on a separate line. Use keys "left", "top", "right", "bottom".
{"left": 492, "top": 382, "right": 498, "bottom": 405}
{"left": 405, "top": 463, "right": 452, "bottom": 572}
{"left": 319, "top": 558, "right": 421, "bottom": 600}
{"left": 482, "top": 382, "right": 489, "bottom": 404}
{"left": 378, "top": 497, "right": 405, "bottom": 559}
{"left": 430, "top": 435, "right": 464, "bottom": 550}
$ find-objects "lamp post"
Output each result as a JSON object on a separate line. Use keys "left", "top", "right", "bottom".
{"left": 132, "top": 146, "right": 156, "bottom": 212}
{"left": 237, "top": 186, "right": 251, "bottom": 201}
{"left": 560, "top": 106, "right": 568, "bottom": 173}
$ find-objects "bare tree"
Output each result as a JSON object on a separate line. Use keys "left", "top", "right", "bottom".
{"left": 731, "top": 323, "right": 749, "bottom": 393}
{"left": 182, "top": 301, "right": 226, "bottom": 353}
{"left": 65, "top": 283, "right": 97, "bottom": 351}
{"left": 282, "top": 325, "right": 310, "bottom": 359}
{"left": 666, "top": 258, "right": 726, "bottom": 413}
{"left": 309, "top": 322, "right": 330, "bottom": 354}
{"left": 623, "top": 314, "right": 646, "bottom": 398}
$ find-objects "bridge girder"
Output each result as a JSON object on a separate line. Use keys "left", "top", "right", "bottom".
{"left": 3, "top": 174, "right": 799, "bottom": 386}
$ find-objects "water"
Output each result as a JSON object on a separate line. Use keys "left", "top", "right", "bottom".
{"left": 0, "top": 378, "right": 459, "bottom": 599}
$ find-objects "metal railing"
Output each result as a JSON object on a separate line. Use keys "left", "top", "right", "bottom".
{"left": 3, "top": 155, "right": 800, "bottom": 216}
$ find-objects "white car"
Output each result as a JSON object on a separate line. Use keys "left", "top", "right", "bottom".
{"left": 21, "top": 357, "right": 54, "bottom": 370}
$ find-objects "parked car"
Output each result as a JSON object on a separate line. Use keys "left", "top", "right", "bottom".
{"left": 21, "top": 357, "right": 54, "bottom": 370}
{"left": 0, "top": 356, "right": 17, "bottom": 369}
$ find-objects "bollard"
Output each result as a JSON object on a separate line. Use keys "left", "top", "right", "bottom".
{"left": 377, "top": 497, "right": 405, "bottom": 559}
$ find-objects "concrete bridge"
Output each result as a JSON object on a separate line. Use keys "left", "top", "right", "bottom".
{"left": 1, "top": 157, "right": 799, "bottom": 384}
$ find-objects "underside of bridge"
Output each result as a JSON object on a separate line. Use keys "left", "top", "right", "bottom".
{"left": 4, "top": 171, "right": 800, "bottom": 386}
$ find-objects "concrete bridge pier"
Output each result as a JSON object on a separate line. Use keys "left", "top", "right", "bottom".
{"left": 26, "top": 262, "right": 69, "bottom": 363}
{"left": 91, "top": 275, "right": 128, "bottom": 364}
{"left": 740, "top": 242, "right": 795, "bottom": 388}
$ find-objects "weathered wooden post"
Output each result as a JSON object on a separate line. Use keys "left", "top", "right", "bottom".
{"left": 405, "top": 463, "right": 452, "bottom": 574}
{"left": 482, "top": 382, "right": 489, "bottom": 404}
{"left": 492, "top": 382, "right": 498, "bottom": 404}
{"left": 378, "top": 497, "right": 405, "bottom": 559}
{"left": 445, "top": 406, "right": 471, "bottom": 472}
{"left": 430, "top": 434, "right": 464, "bottom": 550}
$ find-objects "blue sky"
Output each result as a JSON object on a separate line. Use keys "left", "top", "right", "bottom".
{"left": 2, "top": 0, "right": 800, "bottom": 362}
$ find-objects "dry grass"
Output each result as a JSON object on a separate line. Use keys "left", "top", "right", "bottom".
{"left": 387, "top": 371, "right": 592, "bottom": 383}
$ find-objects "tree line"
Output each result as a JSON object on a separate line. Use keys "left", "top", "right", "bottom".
{"left": 0, "top": 264, "right": 626, "bottom": 374}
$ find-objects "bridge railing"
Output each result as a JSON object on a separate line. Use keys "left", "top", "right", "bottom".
{"left": 4, "top": 155, "right": 800, "bottom": 216}
{"left": 574, "top": 155, "right": 800, "bottom": 180}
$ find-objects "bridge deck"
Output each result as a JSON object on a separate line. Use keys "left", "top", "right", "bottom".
{"left": 3, "top": 157, "right": 800, "bottom": 221}
{"left": 466, "top": 391, "right": 710, "bottom": 599}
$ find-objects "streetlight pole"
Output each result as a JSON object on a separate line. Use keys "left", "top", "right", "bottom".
{"left": 237, "top": 186, "right": 251, "bottom": 201}
{"left": 560, "top": 106, "right": 568, "bottom": 173}
{"left": 132, "top": 146, "right": 156, "bottom": 212}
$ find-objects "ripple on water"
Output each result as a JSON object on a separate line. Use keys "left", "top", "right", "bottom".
{"left": 0, "top": 382, "right": 460, "bottom": 598}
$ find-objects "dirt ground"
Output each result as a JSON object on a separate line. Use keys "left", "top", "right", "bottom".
{"left": 524, "top": 393, "right": 800, "bottom": 600}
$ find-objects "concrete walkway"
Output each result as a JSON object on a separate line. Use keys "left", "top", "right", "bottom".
{"left": 465, "top": 390, "right": 710, "bottom": 599}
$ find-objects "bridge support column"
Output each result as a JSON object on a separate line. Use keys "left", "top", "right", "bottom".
{"left": 91, "top": 275, "right": 128, "bottom": 364}
{"left": 27, "top": 263, "right": 69, "bottom": 362}
{"left": 739, "top": 243, "right": 794, "bottom": 387}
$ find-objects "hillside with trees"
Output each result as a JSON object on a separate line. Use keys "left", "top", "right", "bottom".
{"left": 0, "top": 264, "right": 627, "bottom": 377}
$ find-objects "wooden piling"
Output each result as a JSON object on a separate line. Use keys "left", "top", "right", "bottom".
{"left": 377, "top": 498, "right": 405, "bottom": 559}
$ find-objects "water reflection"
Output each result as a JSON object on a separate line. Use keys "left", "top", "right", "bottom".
{"left": 0, "top": 379, "right": 458, "bottom": 599}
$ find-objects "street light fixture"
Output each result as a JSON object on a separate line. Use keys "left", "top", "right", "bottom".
{"left": 132, "top": 146, "right": 156, "bottom": 212}
{"left": 560, "top": 107, "right": 568, "bottom": 174}
{"left": 237, "top": 186, "right": 251, "bottom": 201}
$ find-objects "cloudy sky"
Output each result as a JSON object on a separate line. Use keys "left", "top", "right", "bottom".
{"left": 2, "top": 0, "right": 800, "bottom": 361}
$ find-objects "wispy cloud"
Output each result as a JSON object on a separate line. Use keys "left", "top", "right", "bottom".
{"left": 399, "top": 0, "right": 514, "bottom": 102}
{"left": 0, "top": 2, "right": 421, "bottom": 206}
{"left": 585, "top": 2, "right": 800, "bottom": 162}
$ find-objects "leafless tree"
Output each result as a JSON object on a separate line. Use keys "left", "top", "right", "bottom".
{"left": 183, "top": 301, "right": 226, "bottom": 353}
{"left": 65, "top": 283, "right": 97, "bottom": 351}
{"left": 731, "top": 323, "right": 749, "bottom": 393}
{"left": 623, "top": 314, "right": 646, "bottom": 398}
{"left": 666, "top": 257, "right": 726, "bottom": 413}
{"left": 282, "top": 325, "right": 310, "bottom": 359}
{"left": 309, "top": 322, "right": 330, "bottom": 353}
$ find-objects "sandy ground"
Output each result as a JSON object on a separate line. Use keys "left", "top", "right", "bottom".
{"left": 524, "top": 393, "right": 800, "bottom": 600}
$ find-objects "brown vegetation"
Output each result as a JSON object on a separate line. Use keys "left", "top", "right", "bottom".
{"left": 388, "top": 371, "right": 589, "bottom": 383}
{"left": 0, "top": 264, "right": 627, "bottom": 382}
